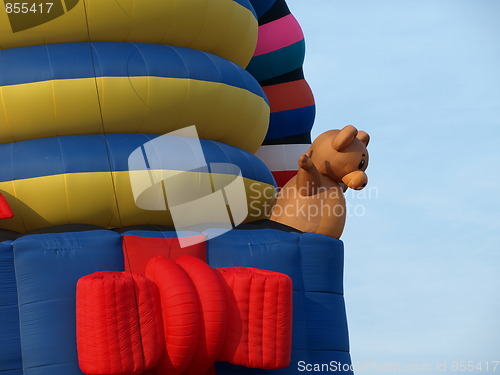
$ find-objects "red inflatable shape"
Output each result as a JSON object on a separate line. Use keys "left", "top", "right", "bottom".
{"left": 175, "top": 256, "right": 228, "bottom": 375}
{"left": 76, "top": 272, "right": 164, "bottom": 375}
{"left": 76, "top": 258, "right": 294, "bottom": 374}
{"left": 0, "top": 193, "right": 13, "bottom": 219}
{"left": 145, "top": 256, "right": 200, "bottom": 375}
{"left": 217, "top": 267, "right": 293, "bottom": 369}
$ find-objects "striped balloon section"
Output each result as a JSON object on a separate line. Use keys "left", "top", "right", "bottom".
{"left": 248, "top": 0, "right": 315, "bottom": 187}
{"left": 246, "top": 1, "right": 305, "bottom": 82}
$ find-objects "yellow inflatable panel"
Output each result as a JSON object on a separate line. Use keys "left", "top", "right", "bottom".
{"left": 0, "top": 77, "right": 269, "bottom": 153}
{"left": 0, "top": 172, "right": 275, "bottom": 233}
{"left": 0, "top": 42, "right": 270, "bottom": 153}
{"left": 0, "top": 0, "right": 258, "bottom": 67}
{"left": 0, "top": 134, "right": 277, "bottom": 233}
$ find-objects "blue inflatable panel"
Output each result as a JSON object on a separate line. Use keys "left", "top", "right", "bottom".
{"left": 266, "top": 105, "right": 316, "bottom": 141}
{"left": 0, "top": 371, "right": 23, "bottom": 375}
{"left": 4, "top": 228, "right": 352, "bottom": 375}
{"left": 207, "top": 229, "right": 304, "bottom": 280}
{"left": 13, "top": 230, "right": 124, "bottom": 375}
{"left": 0, "top": 134, "right": 276, "bottom": 187}
{"left": 0, "top": 42, "right": 266, "bottom": 102}
{"left": 299, "top": 232, "right": 344, "bottom": 294}
{"left": 0, "top": 241, "right": 22, "bottom": 374}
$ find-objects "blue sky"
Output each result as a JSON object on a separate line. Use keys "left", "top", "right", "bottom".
{"left": 286, "top": 0, "right": 500, "bottom": 372}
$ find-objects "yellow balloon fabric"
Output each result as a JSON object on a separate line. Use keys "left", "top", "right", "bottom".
{"left": 0, "top": 134, "right": 277, "bottom": 233}
{"left": 0, "top": 42, "right": 270, "bottom": 153}
{"left": 0, "top": 0, "right": 258, "bottom": 67}
{"left": 0, "top": 172, "right": 274, "bottom": 233}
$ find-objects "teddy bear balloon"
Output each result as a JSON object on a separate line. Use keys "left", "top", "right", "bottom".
{"left": 270, "top": 125, "right": 370, "bottom": 239}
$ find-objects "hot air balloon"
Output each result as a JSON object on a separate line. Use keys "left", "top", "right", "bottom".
{"left": 0, "top": 1, "right": 354, "bottom": 374}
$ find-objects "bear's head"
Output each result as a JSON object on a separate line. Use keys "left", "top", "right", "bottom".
{"left": 309, "top": 125, "right": 370, "bottom": 190}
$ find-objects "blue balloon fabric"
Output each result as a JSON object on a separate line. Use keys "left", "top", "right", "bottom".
{"left": 0, "top": 134, "right": 276, "bottom": 186}
{"left": 0, "top": 229, "right": 353, "bottom": 375}
{"left": 0, "top": 241, "right": 22, "bottom": 375}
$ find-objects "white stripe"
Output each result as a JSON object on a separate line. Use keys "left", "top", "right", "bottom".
{"left": 255, "top": 144, "right": 310, "bottom": 171}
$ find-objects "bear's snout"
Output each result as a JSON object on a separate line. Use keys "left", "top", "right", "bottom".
{"left": 341, "top": 170, "right": 368, "bottom": 190}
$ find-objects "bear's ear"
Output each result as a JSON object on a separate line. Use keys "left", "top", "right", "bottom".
{"left": 332, "top": 125, "right": 358, "bottom": 151}
{"left": 357, "top": 131, "right": 370, "bottom": 147}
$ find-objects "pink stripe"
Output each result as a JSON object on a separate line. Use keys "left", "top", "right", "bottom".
{"left": 253, "top": 14, "right": 304, "bottom": 57}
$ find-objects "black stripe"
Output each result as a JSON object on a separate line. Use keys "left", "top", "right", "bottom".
{"left": 0, "top": 229, "right": 20, "bottom": 241}
{"left": 258, "top": 0, "right": 290, "bottom": 25}
{"left": 259, "top": 67, "right": 304, "bottom": 87}
{"left": 17, "top": 224, "right": 105, "bottom": 237}
{"left": 112, "top": 225, "right": 176, "bottom": 233}
{"left": 236, "top": 219, "right": 302, "bottom": 233}
{"left": 263, "top": 132, "right": 312, "bottom": 145}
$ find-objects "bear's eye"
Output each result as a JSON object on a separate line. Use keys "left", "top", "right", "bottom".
{"left": 358, "top": 160, "right": 365, "bottom": 170}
